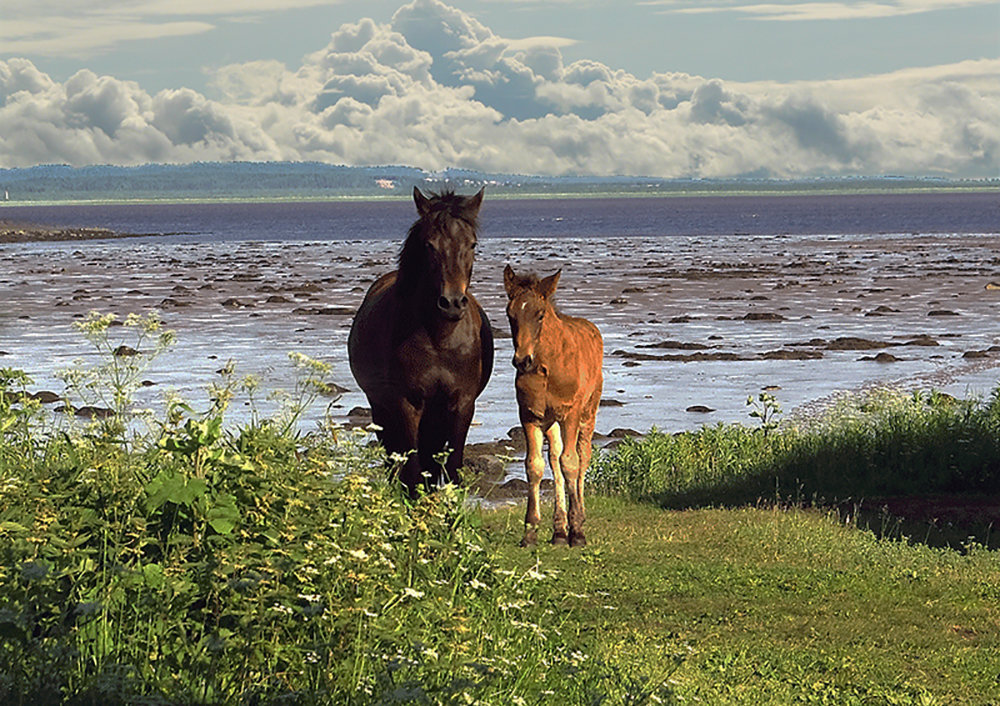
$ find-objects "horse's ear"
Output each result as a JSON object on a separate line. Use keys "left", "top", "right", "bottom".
{"left": 539, "top": 269, "right": 561, "bottom": 299}
{"left": 465, "top": 187, "right": 485, "bottom": 217}
{"left": 503, "top": 264, "right": 518, "bottom": 299}
{"left": 413, "top": 187, "right": 431, "bottom": 216}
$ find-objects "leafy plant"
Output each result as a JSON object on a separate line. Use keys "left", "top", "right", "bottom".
{"left": 0, "top": 319, "right": 669, "bottom": 704}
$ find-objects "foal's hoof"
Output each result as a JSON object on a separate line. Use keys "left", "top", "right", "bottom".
{"left": 569, "top": 532, "right": 587, "bottom": 548}
{"left": 551, "top": 532, "right": 569, "bottom": 546}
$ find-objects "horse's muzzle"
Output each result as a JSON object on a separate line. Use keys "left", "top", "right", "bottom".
{"left": 437, "top": 293, "right": 469, "bottom": 320}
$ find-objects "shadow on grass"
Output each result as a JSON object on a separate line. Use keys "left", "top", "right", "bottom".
{"left": 593, "top": 388, "right": 1000, "bottom": 550}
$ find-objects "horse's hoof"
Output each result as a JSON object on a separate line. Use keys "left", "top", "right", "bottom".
{"left": 520, "top": 533, "right": 538, "bottom": 547}
{"left": 551, "top": 532, "right": 569, "bottom": 546}
{"left": 569, "top": 532, "right": 587, "bottom": 548}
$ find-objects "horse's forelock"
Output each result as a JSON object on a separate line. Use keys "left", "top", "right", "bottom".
{"left": 422, "top": 190, "right": 480, "bottom": 228}
{"left": 398, "top": 190, "right": 478, "bottom": 287}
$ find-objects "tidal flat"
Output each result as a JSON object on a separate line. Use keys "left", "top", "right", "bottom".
{"left": 3, "top": 230, "right": 1000, "bottom": 457}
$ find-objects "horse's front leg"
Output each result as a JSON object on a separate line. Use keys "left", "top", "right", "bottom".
{"left": 521, "top": 422, "right": 545, "bottom": 547}
{"left": 373, "top": 399, "right": 423, "bottom": 497}
{"left": 445, "top": 397, "right": 476, "bottom": 485}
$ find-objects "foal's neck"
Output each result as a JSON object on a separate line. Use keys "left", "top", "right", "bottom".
{"left": 539, "top": 307, "right": 568, "bottom": 352}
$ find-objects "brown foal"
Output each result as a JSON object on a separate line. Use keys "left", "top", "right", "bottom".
{"left": 503, "top": 265, "right": 603, "bottom": 547}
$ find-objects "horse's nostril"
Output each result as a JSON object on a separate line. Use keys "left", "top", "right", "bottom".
{"left": 438, "top": 296, "right": 451, "bottom": 310}
{"left": 459, "top": 295, "right": 469, "bottom": 308}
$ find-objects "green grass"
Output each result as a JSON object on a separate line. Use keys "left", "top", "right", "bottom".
{"left": 591, "top": 389, "right": 1000, "bottom": 548}
{"left": 486, "top": 497, "right": 1000, "bottom": 705}
{"left": 2, "top": 314, "right": 999, "bottom": 704}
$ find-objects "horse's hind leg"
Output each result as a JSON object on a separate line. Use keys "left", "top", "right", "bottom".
{"left": 521, "top": 423, "right": 545, "bottom": 547}
{"left": 546, "top": 422, "right": 568, "bottom": 545}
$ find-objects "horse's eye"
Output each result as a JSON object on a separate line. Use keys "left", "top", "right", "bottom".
{"left": 537, "top": 311, "right": 545, "bottom": 322}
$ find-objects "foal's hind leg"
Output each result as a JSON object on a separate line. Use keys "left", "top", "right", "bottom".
{"left": 546, "top": 422, "right": 568, "bottom": 545}
{"left": 577, "top": 401, "right": 599, "bottom": 521}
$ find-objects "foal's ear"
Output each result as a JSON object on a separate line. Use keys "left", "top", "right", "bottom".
{"left": 464, "top": 187, "right": 485, "bottom": 217}
{"left": 503, "top": 264, "right": 519, "bottom": 299}
{"left": 539, "top": 269, "right": 561, "bottom": 299}
{"left": 413, "top": 187, "right": 432, "bottom": 216}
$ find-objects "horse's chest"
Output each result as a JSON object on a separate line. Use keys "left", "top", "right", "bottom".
{"left": 397, "top": 330, "right": 478, "bottom": 393}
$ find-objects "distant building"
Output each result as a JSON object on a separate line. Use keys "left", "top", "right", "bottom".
{"left": 375, "top": 179, "right": 395, "bottom": 190}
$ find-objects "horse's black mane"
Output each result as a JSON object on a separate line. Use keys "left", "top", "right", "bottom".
{"left": 398, "top": 189, "right": 479, "bottom": 288}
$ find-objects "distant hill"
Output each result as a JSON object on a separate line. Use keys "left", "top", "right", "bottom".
{"left": 0, "top": 162, "right": 994, "bottom": 204}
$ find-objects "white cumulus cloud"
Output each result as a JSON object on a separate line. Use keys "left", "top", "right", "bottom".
{"left": 0, "top": 0, "right": 997, "bottom": 176}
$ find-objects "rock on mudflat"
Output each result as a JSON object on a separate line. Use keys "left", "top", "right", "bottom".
{"left": 25, "top": 390, "right": 61, "bottom": 404}
{"left": 859, "top": 352, "right": 901, "bottom": 363}
{"left": 292, "top": 306, "right": 355, "bottom": 316}
{"left": 686, "top": 405, "right": 715, "bottom": 413}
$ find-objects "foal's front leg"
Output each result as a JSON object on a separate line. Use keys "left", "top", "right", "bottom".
{"left": 521, "top": 422, "right": 545, "bottom": 547}
{"left": 546, "top": 422, "right": 568, "bottom": 545}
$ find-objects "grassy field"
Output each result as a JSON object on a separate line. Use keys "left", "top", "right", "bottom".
{"left": 486, "top": 498, "right": 1000, "bottom": 704}
{"left": 1, "top": 315, "right": 999, "bottom": 704}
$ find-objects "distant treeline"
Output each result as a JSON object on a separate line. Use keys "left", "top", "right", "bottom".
{"left": 0, "top": 161, "right": 994, "bottom": 203}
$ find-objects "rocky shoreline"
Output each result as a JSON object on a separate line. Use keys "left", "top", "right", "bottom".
{"left": 0, "top": 220, "right": 142, "bottom": 243}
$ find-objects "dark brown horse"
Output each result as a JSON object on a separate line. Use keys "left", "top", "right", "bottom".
{"left": 503, "top": 265, "right": 603, "bottom": 546}
{"left": 349, "top": 188, "right": 494, "bottom": 496}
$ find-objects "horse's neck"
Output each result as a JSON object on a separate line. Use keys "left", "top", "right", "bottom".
{"left": 392, "top": 279, "right": 464, "bottom": 342}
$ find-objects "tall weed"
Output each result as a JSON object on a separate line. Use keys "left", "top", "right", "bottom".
{"left": 0, "top": 316, "right": 670, "bottom": 704}
{"left": 592, "top": 386, "right": 1000, "bottom": 507}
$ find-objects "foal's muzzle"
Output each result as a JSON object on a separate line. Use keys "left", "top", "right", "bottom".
{"left": 512, "top": 353, "right": 535, "bottom": 373}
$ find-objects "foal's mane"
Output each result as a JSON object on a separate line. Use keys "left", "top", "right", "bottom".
{"left": 510, "top": 270, "right": 561, "bottom": 312}
{"left": 398, "top": 190, "right": 479, "bottom": 289}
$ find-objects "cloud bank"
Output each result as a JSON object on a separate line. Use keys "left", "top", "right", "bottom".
{"left": 655, "top": 0, "right": 1000, "bottom": 22}
{"left": 1, "top": 0, "right": 997, "bottom": 177}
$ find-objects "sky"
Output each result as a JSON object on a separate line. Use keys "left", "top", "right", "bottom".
{"left": 1, "top": 0, "right": 998, "bottom": 178}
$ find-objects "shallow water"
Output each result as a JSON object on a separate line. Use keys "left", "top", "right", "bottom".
{"left": 3, "top": 227, "right": 1000, "bottom": 455}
